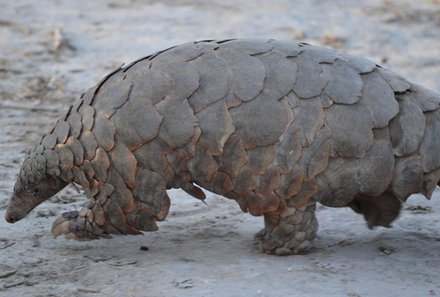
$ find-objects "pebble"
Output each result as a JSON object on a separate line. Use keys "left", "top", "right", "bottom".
{"left": 378, "top": 246, "right": 396, "bottom": 256}
{"left": 175, "top": 279, "right": 193, "bottom": 289}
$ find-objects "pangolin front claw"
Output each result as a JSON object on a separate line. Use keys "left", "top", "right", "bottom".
{"left": 52, "top": 213, "right": 74, "bottom": 238}
{"left": 52, "top": 210, "right": 111, "bottom": 240}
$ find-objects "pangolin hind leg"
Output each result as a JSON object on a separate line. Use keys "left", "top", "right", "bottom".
{"left": 256, "top": 201, "right": 318, "bottom": 255}
{"left": 348, "top": 192, "right": 402, "bottom": 229}
{"left": 125, "top": 193, "right": 171, "bottom": 233}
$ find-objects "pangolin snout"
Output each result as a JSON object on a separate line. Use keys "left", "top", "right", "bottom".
{"left": 5, "top": 195, "right": 24, "bottom": 223}
{"left": 5, "top": 213, "right": 18, "bottom": 223}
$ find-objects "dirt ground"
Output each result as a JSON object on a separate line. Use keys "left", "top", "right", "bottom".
{"left": 1, "top": 0, "right": 440, "bottom": 296}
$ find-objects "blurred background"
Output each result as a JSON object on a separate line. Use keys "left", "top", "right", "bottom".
{"left": 1, "top": 0, "right": 440, "bottom": 105}
{"left": 1, "top": 1, "right": 440, "bottom": 296}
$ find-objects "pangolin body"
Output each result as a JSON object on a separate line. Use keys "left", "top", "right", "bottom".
{"left": 6, "top": 39, "right": 440, "bottom": 254}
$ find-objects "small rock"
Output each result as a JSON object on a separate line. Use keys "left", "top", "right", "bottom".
{"left": 378, "top": 245, "right": 396, "bottom": 255}
{"left": 36, "top": 209, "right": 56, "bottom": 218}
{"left": 175, "top": 279, "right": 193, "bottom": 289}
{"left": 405, "top": 205, "right": 433, "bottom": 214}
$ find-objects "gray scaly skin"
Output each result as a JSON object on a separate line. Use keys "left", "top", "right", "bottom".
{"left": 5, "top": 39, "right": 440, "bottom": 255}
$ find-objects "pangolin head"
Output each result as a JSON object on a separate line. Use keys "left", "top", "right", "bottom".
{"left": 5, "top": 149, "right": 68, "bottom": 223}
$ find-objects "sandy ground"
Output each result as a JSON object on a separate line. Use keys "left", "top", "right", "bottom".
{"left": 1, "top": 0, "right": 440, "bottom": 296}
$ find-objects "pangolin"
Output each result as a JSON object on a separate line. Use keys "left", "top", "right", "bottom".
{"left": 5, "top": 39, "right": 440, "bottom": 255}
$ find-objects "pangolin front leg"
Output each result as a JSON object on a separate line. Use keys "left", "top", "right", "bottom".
{"left": 52, "top": 174, "right": 171, "bottom": 240}
{"left": 51, "top": 200, "right": 141, "bottom": 240}
{"left": 256, "top": 201, "right": 318, "bottom": 255}
{"left": 51, "top": 207, "right": 112, "bottom": 240}
{"left": 51, "top": 197, "right": 171, "bottom": 240}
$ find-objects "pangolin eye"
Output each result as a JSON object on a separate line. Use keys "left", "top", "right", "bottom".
{"left": 32, "top": 188, "right": 40, "bottom": 195}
